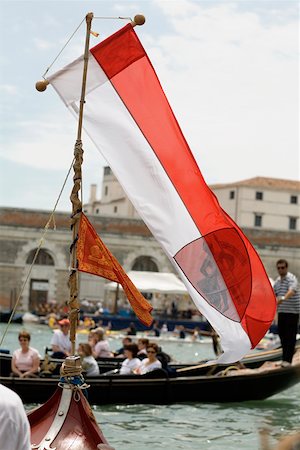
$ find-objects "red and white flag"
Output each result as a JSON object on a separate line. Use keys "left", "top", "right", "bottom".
{"left": 48, "top": 24, "right": 276, "bottom": 363}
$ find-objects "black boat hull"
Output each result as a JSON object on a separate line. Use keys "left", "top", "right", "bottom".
{"left": 1, "top": 364, "right": 300, "bottom": 404}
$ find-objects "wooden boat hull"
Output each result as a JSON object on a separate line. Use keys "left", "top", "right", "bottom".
{"left": 1, "top": 364, "right": 300, "bottom": 405}
{"left": 29, "top": 387, "right": 109, "bottom": 449}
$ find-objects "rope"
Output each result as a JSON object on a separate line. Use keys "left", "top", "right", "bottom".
{"left": 60, "top": 361, "right": 82, "bottom": 378}
{"left": 41, "top": 15, "right": 132, "bottom": 80}
{"left": 219, "top": 366, "right": 240, "bottom": 377}
{"left": 93, "top": 16, "right": 132, "bottom": 20}
{"left": 42, "top": 17, "right": 86, "bottom": 79}
{"left": 59, "top": 357, "right": 90, "bottom": 401}
{"left": 0, "top": 157, "right": 75, "bottom": 348}
{"left": 58, "top": 379, "right": 90, "bottom": 401}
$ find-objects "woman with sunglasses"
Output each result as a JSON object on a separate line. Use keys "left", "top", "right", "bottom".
{"left": 135, "top": 343, "right": 162, "bottom": 375}
{"left": 11, "top": 331, "right": 40, "bottom": 378}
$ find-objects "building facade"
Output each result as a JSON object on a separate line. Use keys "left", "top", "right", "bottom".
{"left": 0, "top": 208, "right": 172, "bottom": 312}
{"left": 210, "top": 177, "right": 299, "bottom": 232}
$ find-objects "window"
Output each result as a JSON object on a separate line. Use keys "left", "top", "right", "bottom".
{"left": 26, "top": 249, "right": 54, "bottom": 266}
{"left": 256, "top": 191, "right": 263, "bottom": 200}
{"left": 95, "top": 208, "right": 99, "bottom": 214}
{"left": 104, "top": 186, "right": 108, "bottom": 196}
{"left": 254, "top": 214, "right": 262, "bottom": 227}
{"left": 104, "top": 166, "right": 111, "bottom": 175}
{"left": 290, "top": 195, "right": 298, "bottom": 204}
{"left": 229, "top": 190, "right": 235, "bottom": 199}
{"left": 132, "top": 256, "right": 158, "bottom": 272}
{"left": 114, "top": 206, "right": 118, "bottom": 213}
{"left": 289, "top": 217, "right": 297, "bottom": 230}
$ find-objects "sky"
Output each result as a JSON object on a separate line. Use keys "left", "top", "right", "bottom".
{"left": 0, "top": 0, "right": 299, "bottom": 212}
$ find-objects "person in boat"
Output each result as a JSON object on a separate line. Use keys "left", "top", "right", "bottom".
{"left": 177, "top": 325, "right": 186, "bottom": 339}
{"left": 123, "top": 322, "right": 137, "bottom": 336}
{"left": 135, "top": 343, "right": 162, "bottom": 374}
{"left": 0, "top": 383, "right": 31, "bottom": 450}
{"left": 113, "top": 336, "right": 132, "bottom": 357}
{"left": 81, "top": 316, "right": 95, "bottom": 330}
{"left": 156, "top": 345, "right": 172, "bottom": 372}
{"left": 119, "top": 343, "right": 142, "bottom": 375}
{"left": 77, "top": 343, "right": 100, "bottom": 377}
{"left": 50, "top": 318, "right": 72, "bottom": 358}
{"left": 273, "top": 259, "right": 300, "bottom": 363}
{"left": 137, "top": 338, "right": 149, "bottom": 359}
{"left": 152, "top": 320, "right": 161, "bottom": 337}
{"left": 191, "top": 326, "right": 201, "bottom": 341}
{"left": 47, "top": 312, "right": 58, "bottom": 329}
{"left": 11, "top": 330, "right": 40, "bottom": 378}
{"left": 90, "top": 327, "right": 113, "bottom": 359}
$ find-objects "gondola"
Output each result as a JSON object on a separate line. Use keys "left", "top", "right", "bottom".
{"left": 2, "top": 362, "right": 300, "bottom": 405}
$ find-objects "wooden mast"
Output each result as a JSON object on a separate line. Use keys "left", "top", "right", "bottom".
{"left": 68, "top": 11, "right": 93, "bottom": 355}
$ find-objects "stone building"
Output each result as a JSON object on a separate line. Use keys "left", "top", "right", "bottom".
{"left": 0, "top": 208, "right": 172, "bottom": 312}
{"left": 210, "top": 177, "right": 300, "bottom": 232}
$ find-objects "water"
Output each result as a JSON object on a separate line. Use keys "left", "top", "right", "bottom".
{"left": 1, "top": 323, "right": 299, "bottom": 450}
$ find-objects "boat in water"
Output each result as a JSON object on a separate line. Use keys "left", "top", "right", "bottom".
{"left": 1, "top": 345, "right": 300, "bottom": 406}
{"left": 1, "top": 358, "right": 300, "bottom": 405}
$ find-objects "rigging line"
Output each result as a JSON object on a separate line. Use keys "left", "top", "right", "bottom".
{"left": 42, "top": 16, "right": 86, "bottom": 79}
{"left": 93, "top": 16, "right": 132, "bottom": 20}
{"left": 0, "top": 157, "right": 75, "bottom": 348}
{"left": 41, "top": 15, "right": 132, "bottom": 79}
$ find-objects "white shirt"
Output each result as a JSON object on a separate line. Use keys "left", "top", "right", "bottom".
{"left": 0, "top": 384, "right": 31, "bottom": 450}
{"left": 82, "top": 356, "right": 100, "bottom": 377}
{"left": 50, "top": 329, "right": 72, "bottom": 354}
{"left": 120, "top": 358, "right": 141, "bottom": 375}
{"left": 93, "top": 340, "right": 112, "bottom": 358}
{"left": 139, "top": 358, "right": 162, "bottom": 374}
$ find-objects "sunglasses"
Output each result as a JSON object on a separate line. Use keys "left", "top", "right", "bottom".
{"left": 147, "top": 349, "right": 156, "bottom": 354}
{"left": 277, "top": 266, "right": 286, "bottom": 270}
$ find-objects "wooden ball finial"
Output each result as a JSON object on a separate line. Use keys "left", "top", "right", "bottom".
{"left": 133, "top": 14, "right": 146, "bottom": 26}
{"left": 35, "top": 80, "right": 49, "bottom": 92}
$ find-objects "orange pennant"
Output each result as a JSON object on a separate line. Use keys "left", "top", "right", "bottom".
{"left": 77, "top": 213, "right": 153, "bottom": 326}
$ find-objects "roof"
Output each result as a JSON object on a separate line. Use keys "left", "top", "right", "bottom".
{"left": 0, "top": 207, "right": 152, "bottom": 237}
{"left": 210, "top": 177, "right": 300, "bottom": 192}
{"left": 105, "top": 271, "right": 188, "bottom": 294}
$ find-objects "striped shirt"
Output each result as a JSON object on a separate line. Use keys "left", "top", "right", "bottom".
{"left": 273, "top": 272, "right": 300, "bottom": 314}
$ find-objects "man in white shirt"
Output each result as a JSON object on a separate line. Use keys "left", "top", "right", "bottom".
{"left": 0, "top": 384, "right": 31, "bottom": 450}
{"left": 51, "top": 318, "right": 72, "bottom": 358}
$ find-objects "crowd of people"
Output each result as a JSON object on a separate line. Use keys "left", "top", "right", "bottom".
{"left": 9, "top": 320, "right": 172, "bottom": 379}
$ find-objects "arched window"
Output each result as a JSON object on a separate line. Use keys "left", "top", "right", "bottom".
{"left": 132, "top": 256, "right": 158, "bottom": 272}
{"left": 26, "top": 249, "right": 54, "bottom": 266}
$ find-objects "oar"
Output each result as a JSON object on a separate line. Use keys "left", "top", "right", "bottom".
{"left": 176, "top": 361, "right": 216, "bottom": 373}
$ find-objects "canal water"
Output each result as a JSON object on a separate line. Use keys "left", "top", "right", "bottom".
{"left": 1, "top": 323, "right": 299, "bottom": 450}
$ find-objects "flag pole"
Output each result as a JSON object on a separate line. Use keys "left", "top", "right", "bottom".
{"left": 68, "top": 12, "right": 93, "bottom": 355}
